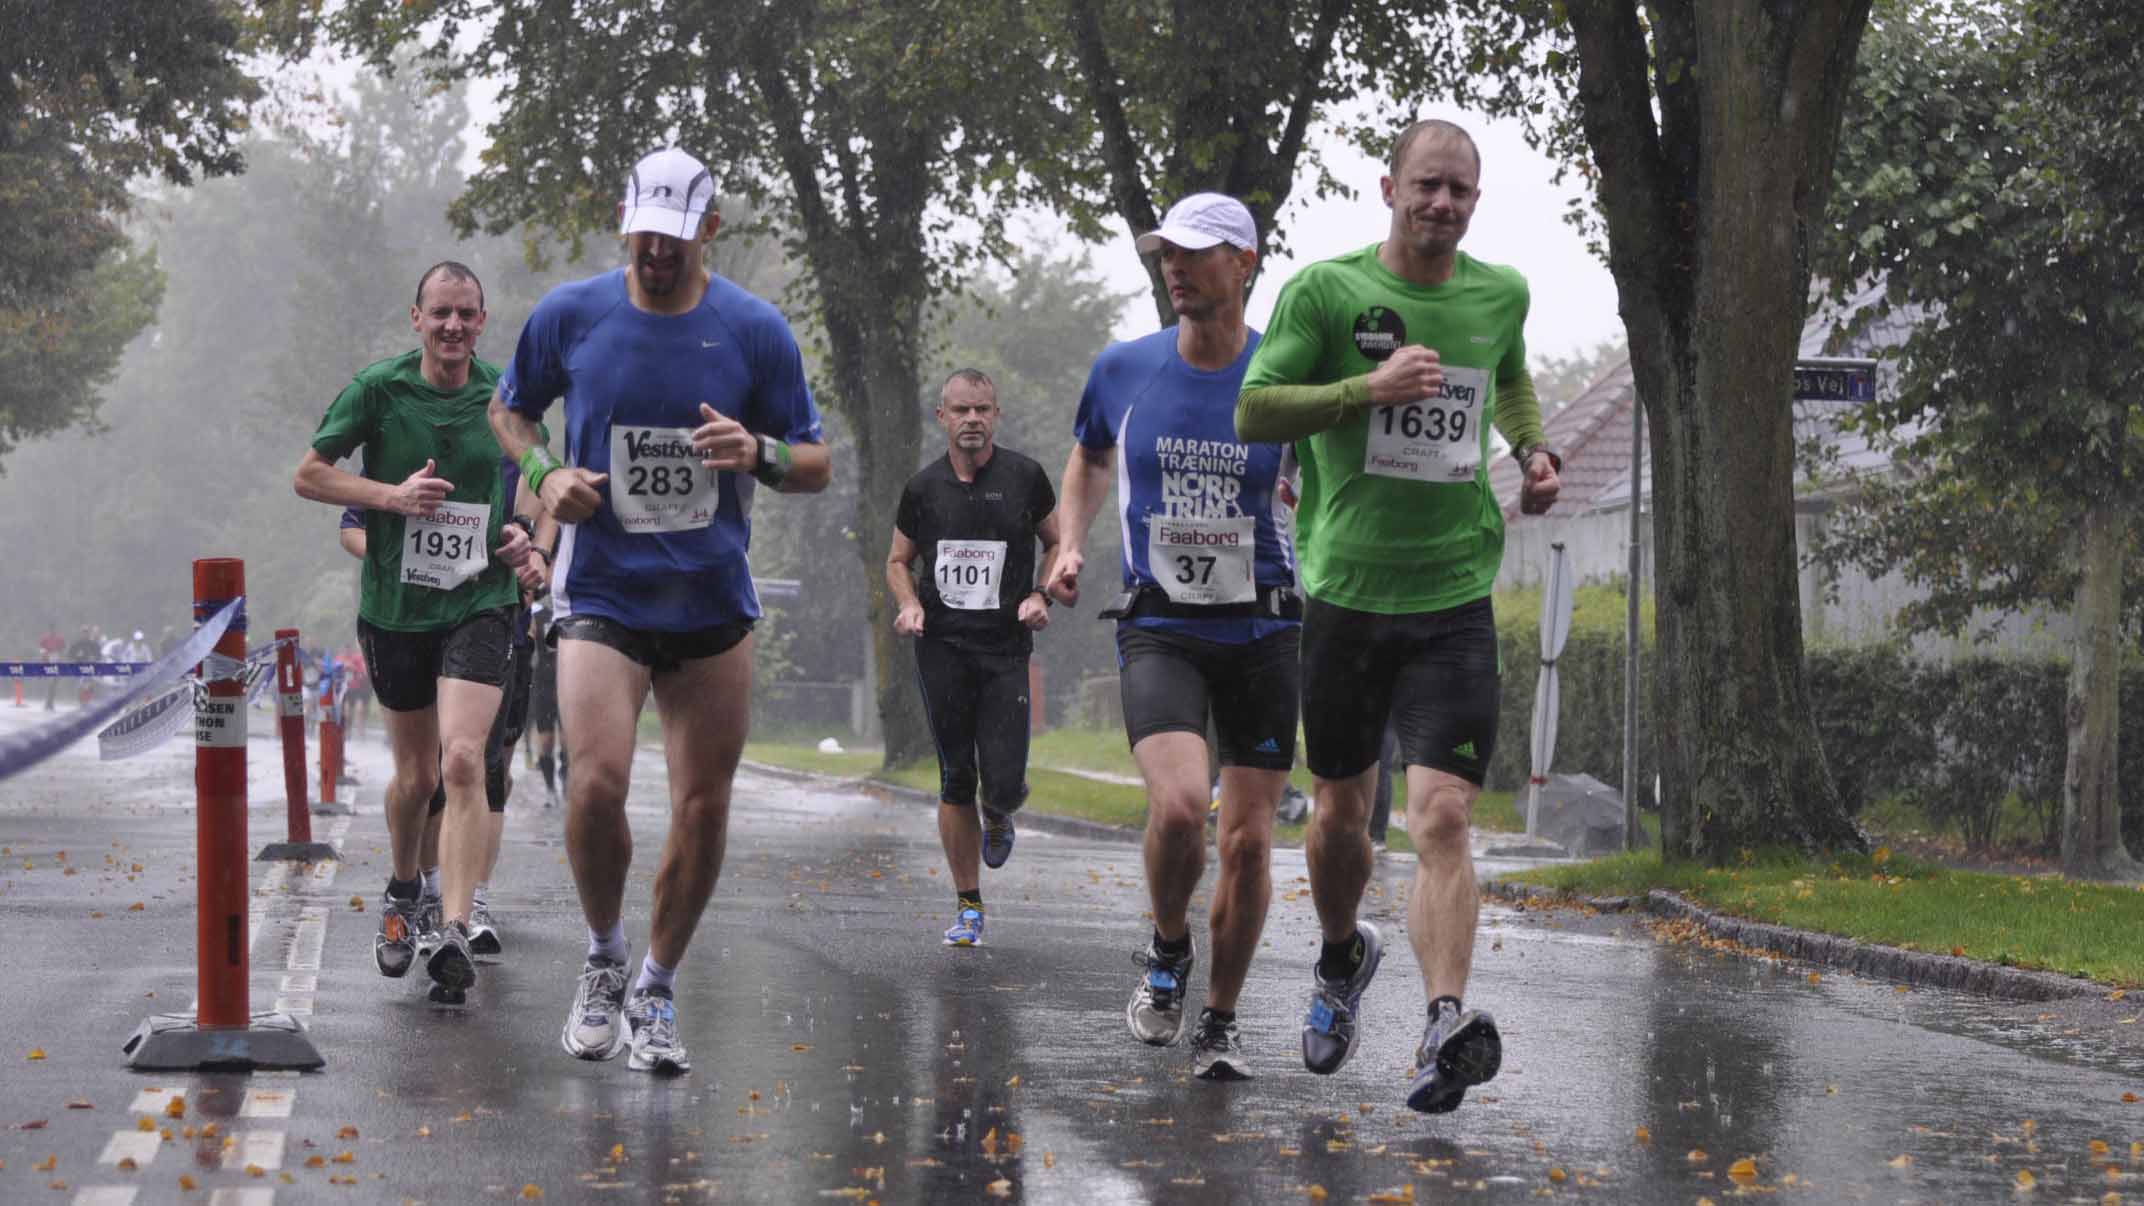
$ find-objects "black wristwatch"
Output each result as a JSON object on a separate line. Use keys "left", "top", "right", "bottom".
{"left": 1514, "top": 444, "right": 1562, "bottom": 473}
{"left": 752, "top": 434, "right": 792, "bottom": 488}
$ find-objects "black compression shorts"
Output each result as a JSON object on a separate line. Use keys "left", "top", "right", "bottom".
{"left": 1115, "top": 625, "right": 1299, "bottom": 770}
{"left": 554, "top": 614, "right": 751, "bottom": 675}
{"left": 1300, "top": 595, "right": 1499, "bottom": 785}
{"left": 358, "top": 608, "right": 514, "bottom": 714}
{"left": 914, "top": 636, "right": 1031, "bottom": 812}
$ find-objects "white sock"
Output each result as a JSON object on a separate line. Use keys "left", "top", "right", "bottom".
{"left": 587, "top": 921, "right": 628, "bottom": 964}
{"left": 472, "top": 882, "right": 489, "bottom": 908}
{"left": 634, "top": 954, "right": 677, "bottom": 996}
{"left": 421, "top": 866, "right": 441, "bottom": 898}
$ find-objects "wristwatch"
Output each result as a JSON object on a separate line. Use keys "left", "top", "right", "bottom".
{"left": 752, "top": 434, "right": 792, "bottom": 488}
{"left": 1514, "top": 444, "right": 1562, "bottom": 473}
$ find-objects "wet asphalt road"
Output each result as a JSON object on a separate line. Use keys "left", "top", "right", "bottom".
{"left": 2, "top": 704, "right": 2143, "bottom": 1205}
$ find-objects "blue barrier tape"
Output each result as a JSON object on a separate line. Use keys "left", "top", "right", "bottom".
{"left": 2, "top": 662, "right": 152, "bottom": 678}
{"left": 0, "top": 599, "right": 242, "bottom": 786}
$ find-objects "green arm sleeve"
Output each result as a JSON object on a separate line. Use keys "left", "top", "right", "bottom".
{"left": 1234, "top": 376, "right": 1373, "bottom": 443}
{"left": 1492, "top": 368, "right": 1546, "bottom": 452}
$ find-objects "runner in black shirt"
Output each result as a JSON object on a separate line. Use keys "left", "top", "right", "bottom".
{"left": 886, "top": 368, "right": 1060, "bottom": 948}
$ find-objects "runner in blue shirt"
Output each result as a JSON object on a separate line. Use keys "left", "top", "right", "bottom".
{"left": 1044, "top": 193, "right": 1298, "bottom": 1082}
{"left": 490, "top": 147, "right": 831, "bottom": 1077}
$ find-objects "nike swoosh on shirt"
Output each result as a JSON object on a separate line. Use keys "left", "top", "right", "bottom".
{"left": 701, "top": 340, "right": 721, "bottom": 349}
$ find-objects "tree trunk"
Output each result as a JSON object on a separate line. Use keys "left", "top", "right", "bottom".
{"left": 2061, "top": 492, "right": 2132, "bottom": 877}
{"left": 1568, "top": 2, "right": 1870, "bottom": 861}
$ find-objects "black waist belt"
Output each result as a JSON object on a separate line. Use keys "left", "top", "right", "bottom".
{"left": 1100, "top": 584, "right": 1302, "bottom": 622}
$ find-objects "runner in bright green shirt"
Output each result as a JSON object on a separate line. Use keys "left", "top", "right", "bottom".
{"left": 1235, "top": 119, "right": 1563, "bottom": 1116}
{"left": 294, "top": 261, "right": 538, "bottom": 1006}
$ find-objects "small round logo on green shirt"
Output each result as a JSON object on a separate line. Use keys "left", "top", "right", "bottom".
{"left": 1352, "top": 306, "right": 1406, "bottom": 361}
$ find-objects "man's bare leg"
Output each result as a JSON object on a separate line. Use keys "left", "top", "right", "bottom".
{"left": 1207, "top": 766, "right": 1283, "bottom": 1013}
{"left": 558, "top": 639, "right": 651, "bottom": 937}
{"left": 1305, "top": 765, "right": 1377, "bottom": 943}
{"left": 939, "top": 802, "right": 982, "bottom": 896}
{"left": 1132, "top": 732, "right": 1209, "bottom": 945}
{"left": 379, "top": 706, "right": 441, "bottom": 882}
{"left": 1404, "top": 767, "right": 1480, "bottom": 1001}
{"left": 644, "top": 635, "right": 751, "bottom": 967}
{"left": 435, "top": 677, "right": 502, "bottom": 928}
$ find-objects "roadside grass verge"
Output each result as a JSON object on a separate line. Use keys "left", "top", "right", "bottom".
{"left": 1503, "top": 849, "right": 2144, "bottom": 987}
{"left": 741, "top": 738, "right": 1525, "bottom": 849}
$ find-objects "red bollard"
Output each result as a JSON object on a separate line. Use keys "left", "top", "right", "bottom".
{"left": 193, "top": 559, "right": 249, "bottom": 1029}
{"left": 124, "top": 559, "right": 323, "bottom": 1071}
{"left": 259, "top": 629, "right": 337, "bottom": 862}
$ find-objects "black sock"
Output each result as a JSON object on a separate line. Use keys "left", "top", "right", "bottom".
{"left": 957, "top": 891, "right": 983, "bottom": 912}
{"left": 1201, "top": 1007, "right": 1236, "bottom": 1025}
{"left": 386, "top": 875, "right": 421, "bottom": 902}
{"left": 537, "top": 753, "right": 555, "bottom": 791}
{"left": 1317, "top": 933, "right": 1363, "bottom": 981}
{"left": 1153, "top": 929, "right": 1191, "bottom": 958}
{"left": 1430, "top": 994, "right": 1462, "bottom": 1017}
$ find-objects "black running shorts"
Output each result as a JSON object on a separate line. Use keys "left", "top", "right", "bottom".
{"left": 357, "top": 607, "right": 514, "bottom": 714}
{"left": 1115, "top": 625, "right": 1299, "bottom": 771}
{"left": 914, "top": 636, "right": 1031, "bottom": 812}
{"left": 1300, "top": 595, "right": 1500, "bottom": 785}
{"left": 554, "top": 614, "right": 751, "bottom": 675}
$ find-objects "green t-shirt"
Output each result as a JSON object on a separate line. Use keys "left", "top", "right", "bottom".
{"left": 310, "top": 351, "right": 518, "bottom": 632}
{"left": 1242, "top": 245, "right": 1529, "bottom": 614}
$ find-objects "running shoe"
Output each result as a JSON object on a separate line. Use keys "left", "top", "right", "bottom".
{"left": 1190, "top": 1008, "right": 1251, "bottom": 1081}
{"left": 1302, "top": 920, "right": 1383, "bottom": 1075}
{"left": 468, "top": 899, "right": 502, "bottom": 956}
{"left": 414, "top": 890, "right": 444, "bottom": 959}
{"left": 426, "top": 919, "right": 478, "bottom": 997}
{"left": 943, "top": 906, "right": 985, "bottom": 947}
{"left": 625, "top": 986, "right": 692, "bottom": 1075}
{"left": 561, "top": 955, "right": 631, "bottom": 1060}
{"left": 1406, "top": 1000, "right": 1503, "bottom": 1114}
{"left": 373, "top": 889, "right": 421, "bottom": 978}
{"left": 980, "top": 807, "right": 1016, "bottom": 869}
{"left": 1127, "top": 937, "right": 1196, "bottom": 1046}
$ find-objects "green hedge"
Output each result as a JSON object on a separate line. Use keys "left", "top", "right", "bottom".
{"left": 1491, "top": 601, "right": 2144, "bottom": 853}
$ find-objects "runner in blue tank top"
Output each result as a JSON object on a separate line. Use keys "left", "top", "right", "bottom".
{"left": 1045, "top": 193, "right": 1299, "bottom": 1082}
{"left": 490, "top": 147, "right": 831, "bottom": 1078}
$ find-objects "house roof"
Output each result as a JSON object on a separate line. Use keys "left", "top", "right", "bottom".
{"left": 1494, "top": 280, "right": 1924, "bottom": 518}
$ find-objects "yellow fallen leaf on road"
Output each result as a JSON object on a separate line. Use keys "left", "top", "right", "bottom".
{"left": 336, "top": 1125, "right": 358, "bottom": 1139}
{"left": 985, "top": 1178, "right": 1012, "bottom": 1197}
{"left": 1729, "top": 1157, "right": 1758, "bottom": 1182}
{"left": 33, "top": 1156, "right": 55, "bottom": 1171}
{"left": 305, "top": 1155, "right": 325, "bottom": 1168}
{"left": 1687, "top": 1148, "right": 1709, "bottom": 1163}
{"left": 1006, "top": 1075, "right": 1020, "bottom": 1087}
{"left": 2091, "top": 1139, "right": 2110, "bottom": 1155}
{"left": 136, "top": 1118, "right": 155, "bottom": 1133}
{"left": 331, "top": 1151, "right": 355, "bottom": 1164}
{"left": 179, "top": 1174, "right": 198, "bottom": 1190}
{"left": 2016, "top": 1168, "right": 2036, "bottom": 1189}
{"left": 164, "top": 1097, "right": 185, "bottom": 1118}
{"left": 1307, "top": 1187, "right": 1328, "bottom": 1201}
{"left": 1889, "top": 1154, "right": 1914, "bottom": 1168}
{"left": 27, "top": 1048, "right": 46, "bottom": 1061}
{"left": 520, "top": 1185, "right": 543, "bottom": 1200}
{"left": 1635, "top": 1125, "right": 1651, "bottom": 1144}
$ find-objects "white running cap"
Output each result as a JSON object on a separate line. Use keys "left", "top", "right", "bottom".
{"left": 619, "top": 147, "right": 716, "bottom": 239}
{"left": 1135, "top": 192, "right": 1257, "bottom": 255}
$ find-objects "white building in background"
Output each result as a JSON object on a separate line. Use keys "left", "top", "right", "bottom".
{"left": 1490, "top": 285, "right": 2072, "bottom": 657}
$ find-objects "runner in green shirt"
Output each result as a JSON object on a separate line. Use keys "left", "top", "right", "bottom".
{"left": 1236, "top": 119, "right": 1562, "bottom": 1115}
{"left": 293, "top": 261, "right": 537, "bottom": 1005}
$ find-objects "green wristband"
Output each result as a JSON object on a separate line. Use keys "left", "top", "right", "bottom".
{"left": 519, "top": 446, "right": 563, "bottom": 497}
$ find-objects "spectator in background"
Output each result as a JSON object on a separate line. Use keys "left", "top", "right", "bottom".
{"left": 37, "top": 623, "right": 63, "bottom": 711}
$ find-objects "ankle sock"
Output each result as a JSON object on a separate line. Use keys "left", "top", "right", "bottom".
{"left": 588, "top": 920, "right": 628, "bottom": 964}
{"left": 1430, "top": 994, "right": 1462, "bottom": 1018}
{"left": 421, "top": 866, "right": 441, "bottom": 899}
{"left": 1316, "top": 931, "right": 1364, "bottom": 981}
{"left": 634, "top": 954, "right": 677, "bottom": 995}
{"left": 956, "top": 891, "right": 983, "bottom": 913}
{"left": 1153, "top": 929, "right": 1192, "bottom": 959}
{"left": 386, "top": 875, "right": 421, "bottom": 903}
{"left": 1202, "top": 1007, "right": 1236, "bottom": 1026}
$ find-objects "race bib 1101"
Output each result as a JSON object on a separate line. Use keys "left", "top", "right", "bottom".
{"left": 934, "top": 539, "right": 1007, "bottom": 610}
{"left": 401, "top": 500, "right": 490, "bottom": 591}
{"left": 611, "top": 425, "right": 718, "bottom": 534}
{"left": 1364, "top": 364, "right": 1491, "bottom": 483}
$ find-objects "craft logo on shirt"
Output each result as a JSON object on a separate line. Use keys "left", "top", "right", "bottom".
{"left": 1352, "top": 306, "right": 1406, "bottom": 362}
{"left": 621, "top": 429, "right": 695, "bottom": 462}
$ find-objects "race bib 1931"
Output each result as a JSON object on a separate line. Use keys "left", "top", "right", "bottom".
{"left": 401, "top": 500, "right": 490, "bottom": 591}
{"left": 611, "top": 425, "right": 718, "bottom": 534}
{"left": 1364, "top": 364, "right": 1492, "bottom": 483}
{"left": 934, "top": 539, "right": 1007, "bottom": 610}
{"left": 1147, "top": 514, "right": 1255, "bottom": 605}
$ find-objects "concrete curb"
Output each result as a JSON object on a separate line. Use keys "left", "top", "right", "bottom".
{"left": 1484, "top": 880, "right": 2097, "bottom": 1003}
{"left": 740, "top": 758, "right": 1141, "bottom": 846}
